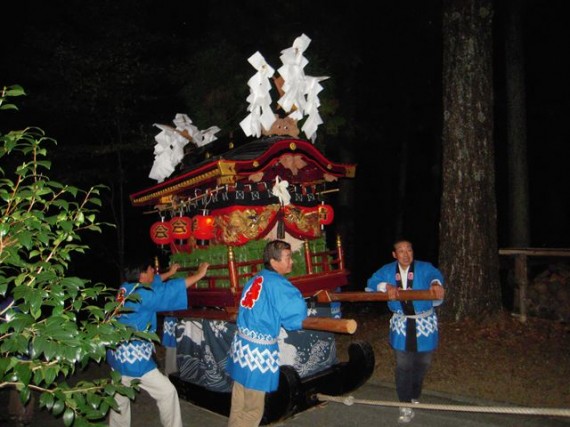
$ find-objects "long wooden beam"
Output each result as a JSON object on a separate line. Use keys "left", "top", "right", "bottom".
{"left": 314, "top": 289, "right": 438, "bottom": 303}
{"left": 499, "top": 248, "right": 570, "bottom": 257}
{"left": 161, "top": 309, "right": 357, "bottom": 334}
{"left": 302, "top": 317, "right": 357, "bottom": 334}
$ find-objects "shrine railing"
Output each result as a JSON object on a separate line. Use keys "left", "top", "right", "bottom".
{"left": 178, "top": 235, "right": 347, "bottom": 297}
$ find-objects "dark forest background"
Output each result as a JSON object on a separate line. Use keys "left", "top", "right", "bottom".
{"left": 1, "top": 0, "right": 568, "bottom": 292}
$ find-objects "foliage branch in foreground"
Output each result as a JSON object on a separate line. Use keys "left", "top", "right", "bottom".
{"left": 0, "top": 85, "right": 154, "bottom": 426}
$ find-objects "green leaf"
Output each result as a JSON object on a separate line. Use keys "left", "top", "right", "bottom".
{"left": 17, "top": 230, "right": 33, "bottom": 249}
{"left": 36, "top": 160, "right": 52, "bottom": 170}
{"left": 63, "top": 407, "right": 75, "bottom": 426}
{"left": 0, "top": 356, "right": 18, "bottom": 376}
{"left": 5, "top": 85, "right": 26, "bottom": 97}
{"left": 52, "top": 199, "right": 70, "bottom": 209}
{"left": 39, "top": 392, "right": 55, "bottom": 410}
{"left": 52, "top": 398, "right": 65, "bottom": 416}
{"left": 73, "top": 391, "right": 86, "bottom": 408}
{"left": 99, "top": 399, "right": 111, "bottom": 415}
{"left": 32, "top": 335, "right": 47, "bottom": 357}
{"left": 19, "top": 386, "right": 31, "bottom": 403}
{"left": 67, "top": 186, "right": 79, "bottom": 197}
{"left": 104, "top": 384, "right": 116, "bottom": 396}
{"left": 0, "top": 103, "right": 19, "bottom": 110}
{"left": 60, "top": 220, "right": 74, "bottom": 233}
{"left": 61, "top": 276, "right": 85, "bottom": 290}
{"left": 6, "top": 311, "right": 34, "bottom": 333}
{"left": 44, "top": 366, "right": 58, "bottom": 386}
{"left": 122, "top": 386, "right": 137, "bottom": 399}
{"left": 14, "top": 363, "right": 32, "bottom": 385}
{"left": 86, "top": 391, "right": 102, "bottom": 409}
{"left": 43, "top": 341, "right": 57, "bottom": 361}
{"left": 28, "top": 289, "right": 44, "bottom": 319}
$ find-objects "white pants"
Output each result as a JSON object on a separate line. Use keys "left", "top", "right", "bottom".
{"left": 109, "top": 368, "right": 182, "bottom": 427}
{"left": 164, "top": 346, "right": 178, "bottom": 376}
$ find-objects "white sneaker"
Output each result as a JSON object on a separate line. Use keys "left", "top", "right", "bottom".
{"left": 398, "top": 407, "right": 415, "bottom": 423}
{"left": 411, "top": 399, "right": 420, "bottom": 405}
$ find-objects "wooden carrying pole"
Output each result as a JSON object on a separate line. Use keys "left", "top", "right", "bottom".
{"left": 162, "top": 310, "right": 358, "bottom": 334}
{"left": 315, "top": 289, "right": 438, "bottom": 304}
{"left": 302, "top": 317, "right": 357, "bottom": 334}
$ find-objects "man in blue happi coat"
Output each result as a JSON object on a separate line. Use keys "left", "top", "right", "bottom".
{"left": 227, "top": 240, "right": 307, "bottom": 427}
{"left": 107, "top": 260, "right": 209, "bottom": 427}
{"left": 366, "top": 239, "right": 445, "bottom": 424}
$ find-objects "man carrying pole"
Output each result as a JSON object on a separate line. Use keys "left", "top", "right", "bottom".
{"left": 226, "top": 240, "right": 307, "bottom": 427}
{"left": 366, "top": 239, "right": 445, "bottom": 424}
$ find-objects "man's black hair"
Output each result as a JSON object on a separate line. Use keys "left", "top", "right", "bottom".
{"left": 123, "top": 262, "right": 152, "bottom": 282}
{"left": 263, "top": 240, "right": 291, "bottom": 271}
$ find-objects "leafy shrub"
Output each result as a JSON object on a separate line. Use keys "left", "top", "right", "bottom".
{"left": 0, "top": 85, "right": 145, "bottom": 426}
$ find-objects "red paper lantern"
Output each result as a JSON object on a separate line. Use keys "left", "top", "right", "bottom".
{"left": 193, "top": 211, "right": 215, "bottom": 241}
{"left": 150, "top": 221, "right": 172, "bottom": 245}
{"left": 318, "top": 204, "right": 334, "bottom": 225}
{"left": 170, "top": 216, "right": 192, "bottom": 240}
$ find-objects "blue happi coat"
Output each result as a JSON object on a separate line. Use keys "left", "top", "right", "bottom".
{"left": 156, "top": 274, "right": 179, "bottom": 349}
{"left": 107, "top": 277, "right": 187, "bottom": 377}
{"left": 366, "top": 260, "right": 444, "bottom": 352}
{"left": 162, "top": 315, "right": 178, "bottom": 348}
{"left": 227, "top": 269, "right": 307, "bottom": 392}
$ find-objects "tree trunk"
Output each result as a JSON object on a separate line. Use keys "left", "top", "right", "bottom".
{"left": 505, "top": 0, "right": 530, "bottom": 247}
{"left": 440, "top": 0, "right": 502, "bottom": 320}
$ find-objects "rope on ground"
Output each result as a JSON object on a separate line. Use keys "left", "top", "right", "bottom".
{"left": 315, "top": 394, "right": 570, "bottom": 417}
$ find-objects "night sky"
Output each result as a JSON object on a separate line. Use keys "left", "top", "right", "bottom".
{"left": 1, "top": 0, "right": 568, "bottom": 287}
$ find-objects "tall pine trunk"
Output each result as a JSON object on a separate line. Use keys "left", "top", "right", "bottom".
{"left": 505, "top": 0, "right": 530, "bottom": 247}
{"left": 440, "top": 0, "right": 502, "bottom": 320}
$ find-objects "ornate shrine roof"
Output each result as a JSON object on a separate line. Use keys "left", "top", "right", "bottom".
{"left": 130, "top": 136, "right": 356, "bottom": 209}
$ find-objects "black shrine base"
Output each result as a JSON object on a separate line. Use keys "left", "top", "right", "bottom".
{"left": 171, "top": 340, "right": 374, "bottom": 425}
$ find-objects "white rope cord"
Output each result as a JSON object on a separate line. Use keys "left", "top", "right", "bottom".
{"left": 316, "top": 394, "right": 570, "bottom": 417}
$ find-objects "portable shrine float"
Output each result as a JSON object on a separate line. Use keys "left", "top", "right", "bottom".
{"left": 128, "top": 33, "right": 375, "bottom": 424}
{"left": 130, "top": 135, "right": 374, "bottom": 424}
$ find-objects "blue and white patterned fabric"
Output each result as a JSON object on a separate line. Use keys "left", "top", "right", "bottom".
{"left": 107, "top": 277, "right": 187, "bottom": 377}
{"left": 162, "top": 316, "right": 178, "bottom": 348}
{"left": 176, "top": 313, "right": 337, "bottom": 393}
{"left": 366, "top": 260, "right": 444, "bottom": 352}
{"left": 231, "top": 336, "right": 280, "bottom": 374}
{"left": 154, "top": 273, "right": 179, "bottom": 349}
{"left": 226, "top": 269, "right": 307, "bottom": 392}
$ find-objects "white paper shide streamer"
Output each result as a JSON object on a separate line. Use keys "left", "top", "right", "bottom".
{"left": 150, "top": 34, "right": 330, "bottom": 182}
{"left": 239, "top": 52, "right": 277, "bottom": 138}
{"left": 241, "top": 33, "right": 329, "bottom": 142}
{"left": 271, "top": 176, "right": 291, "bottom": 206}
{"left": 300, "top": 75, "right": 327, "bottom": 142}
{"left": 149, "top": 114, "right": 220, "bottom": 182}
{"left": 277, "top": 34, "right": 311, "bottom": 121}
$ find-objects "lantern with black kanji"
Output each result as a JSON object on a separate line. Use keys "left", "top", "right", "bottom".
{"left": 150, "top": 219, "right": 172, "bottom": 246}
{"left": 318, "top": 204, "right": 334, "bottom": 225}
{"left": 193, "top": 209, "right": 215, "bottom": 246}
{"left": 170, "top": 215, "right": 192, "bottom": 240}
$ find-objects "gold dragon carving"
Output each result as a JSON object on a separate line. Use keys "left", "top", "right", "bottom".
{"left": 284, "top": 205, "right": 320, "bottom": 235}
{"left": 217, "top": 205, "right": 280, "bottom": 243}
